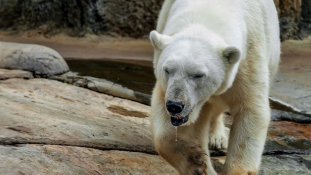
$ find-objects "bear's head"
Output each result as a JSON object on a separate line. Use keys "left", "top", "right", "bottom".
{"left": 150, "top": 30, "right": 241, "bottom": 126}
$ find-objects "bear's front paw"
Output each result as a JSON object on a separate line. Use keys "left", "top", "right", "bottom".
{"left": 187, "top": 146, "right": 207, "bottom": 174}
{"left": 208, "top": 126, "right": 229, "bottom": 150}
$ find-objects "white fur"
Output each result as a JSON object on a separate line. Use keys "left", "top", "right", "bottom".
{"left": 150, "top": 0, "right": 280, "bottom": 174}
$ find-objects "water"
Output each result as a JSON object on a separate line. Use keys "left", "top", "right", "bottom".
{"left": 66, "top": 60, "right": 156, "bottom": 95}
{"left": 66, "top": 60, "right": 299, "bottom": 114}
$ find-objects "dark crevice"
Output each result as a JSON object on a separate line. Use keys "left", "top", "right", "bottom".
{"left": 210, "top": 150, "right": 311, "bottom": 157}
{"left": 76, "top": 0, "right": 85, "bottom": 30}
{"left": 2, "top": 139, "right": 310, "bottom": 157}
{"left": 0, "top": 137, "right": 157, "bottom": 155}
{"left": 263, "top": 150, "right": 311, "bottom": 155}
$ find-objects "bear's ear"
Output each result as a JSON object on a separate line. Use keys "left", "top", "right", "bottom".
{"left": 222, "top": 46, "right": 241, "bottom": 64}
{"left": 149, "top": 30, "right": 171, "bottom": 50}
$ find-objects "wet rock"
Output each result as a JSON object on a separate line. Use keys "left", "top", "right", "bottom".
{"left": 0, "top": 42, "right": 69, "bottom": 75}
{"left": 0, "top": 68, "right": 33, "bottom": 80}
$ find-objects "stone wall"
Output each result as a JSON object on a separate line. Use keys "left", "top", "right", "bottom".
{"left": 274, "top": 0, "right": 302, "bottom": 40}
{"left": 273, "top": 0, "right": 311, "bottom": 40}
{"left": 0, "top": 0, "right": 310, "bottom": 40}
{"left": 0, "top": 0, "right": 163, "bottom": 38}
{"left": 300, "top": 0, "right": 311, "bottom": 38}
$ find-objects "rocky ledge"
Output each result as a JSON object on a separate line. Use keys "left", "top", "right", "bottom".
{"left": 0, "top": 69, "right": 311, "bottom": 175}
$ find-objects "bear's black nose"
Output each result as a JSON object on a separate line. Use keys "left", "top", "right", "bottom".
{"left": 166, "top": 101, "right": 184, "bottom": 115}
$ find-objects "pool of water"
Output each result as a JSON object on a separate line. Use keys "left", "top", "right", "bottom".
{"left": 66, "top": 60, "right": 156, "bottom": 95}
{"left": 66, "top": 59, "right": 307, "bottom": 115}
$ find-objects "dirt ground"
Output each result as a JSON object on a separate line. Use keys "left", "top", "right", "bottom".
{"left": 1, "top": 33, "right": 311, "bottom": 66}
{"left": 0, "top": 33, "right": 153, "bottom": 66}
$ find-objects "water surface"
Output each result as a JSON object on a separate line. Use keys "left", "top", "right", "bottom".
{"left": 67, "top": 60, "right": 156, "bottom": 95}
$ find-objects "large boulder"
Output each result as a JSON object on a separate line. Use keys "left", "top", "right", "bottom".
{"left": 0, "top": 42, "right": 69, "bottom": 75}
{"left": 0, "top": 76, "right": 176, "bottom": 174}
{"left": 0, "top": 70, "right": 310, "bottom": 174}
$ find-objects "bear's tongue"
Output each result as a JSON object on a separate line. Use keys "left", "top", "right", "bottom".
{"left": 170, "top": 115, "right": 189, "bottom": 126}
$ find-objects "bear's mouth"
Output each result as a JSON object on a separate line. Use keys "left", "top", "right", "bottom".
{"left": 170, "top": 115, "right": 189, "bottom": 126}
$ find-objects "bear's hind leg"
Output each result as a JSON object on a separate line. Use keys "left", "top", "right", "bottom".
{"left": 200, "top": 97, "right": 229, "bottom": 150}
{"left": 208, "top": 113, "right": 230, "bottom": 150}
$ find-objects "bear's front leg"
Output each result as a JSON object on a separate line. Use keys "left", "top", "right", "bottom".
{"left": 150, "top": 83, "right": 217, "bottom": 175}
{"left": 154, "top": 131, "right": 214, "bottom": 175}
{"left": 222, "top": 84, "right": 270, "bottom": 175}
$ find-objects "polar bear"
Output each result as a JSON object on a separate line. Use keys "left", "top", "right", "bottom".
{"left": 149, "top": 0, "right": 280, "bottom": 174}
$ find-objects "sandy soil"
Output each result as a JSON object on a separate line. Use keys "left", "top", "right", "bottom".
{"left": 0, "top": 33, "right": 154, "bottom": 66}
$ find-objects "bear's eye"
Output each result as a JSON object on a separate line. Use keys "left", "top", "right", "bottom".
{"left": 165, "top": 69, "right": 170, "bottom": 75}
{"left": 194, "top": 74, "right": 204, "bottom": 79}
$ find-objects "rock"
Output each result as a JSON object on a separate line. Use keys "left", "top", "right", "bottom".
{"left": 0, "top": 68, "right": 33, "bottom": 80}
{"left": 0, "top": 77, "right": 177, "bottom": 174}
{"left": 301, "top": 0, "right": 311, "bottom": 38}
{"left": 270, "top": 39, "right": 311, "bottom": 115}
{"left": 0, "top": 42, "right": 69, "bottom": 75}
{"left": 96, "top": 0, "right": 162, "bottom": 38}
{"left": 49, "top": 71, "right": 151, "bottom": 105}
{"left": 274, "top": 0, "right": 302, "bottom": 41}
{"left": 271, "top": 109, "right": 311, "bottom": 123}
{"left": 212, "top": 155, "right": 311, "bottom": 175}
{"left": 0, "top": 77, "right": 310, "bottom": 174}
{"left": 0, "top": 145, "right": 177, "bottom": 175}
{"left": 0, "top": 0, "right": 310, "bottom": 39}
{"left": 266, "top": 120, "right": 311, "bottom": 154}
{"left": 0, "top": 0, "right": 163, "bottom": 38}
{"left": 0, "top": 78, "right": 153, "bottom": 153}
{"left": 222, "top": 114, "right": 311, "bottom": 156}
{"left": 259, "top": 155, "right": 311, "bottom": 175}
